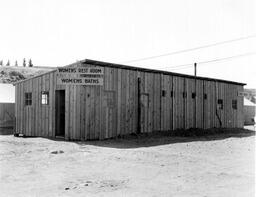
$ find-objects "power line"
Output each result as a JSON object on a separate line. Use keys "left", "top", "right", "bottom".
{"left": 159, "top": 51, "right": 256, "bottom": 71}
{"left": 121, "top": 34, "right": 256, "bottom": 64}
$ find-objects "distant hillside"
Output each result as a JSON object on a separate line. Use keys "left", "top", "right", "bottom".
{"left": 0, "top": 66, "right": 56, "bottom": 84}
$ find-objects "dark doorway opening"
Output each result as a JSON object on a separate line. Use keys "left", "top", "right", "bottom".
{"left": 55, "top": 90, "right": 65, "bottom": 137}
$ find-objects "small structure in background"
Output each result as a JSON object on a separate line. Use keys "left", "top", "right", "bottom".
{"left": 244, "top": 97, "right": 256, "bottom": 125}
{"left": 0, "top": 83, "right": 15, "bottom": 134}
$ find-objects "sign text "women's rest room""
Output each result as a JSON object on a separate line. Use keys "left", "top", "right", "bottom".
{"left": 57, "top": 67, "right": 104, "bottom": 85}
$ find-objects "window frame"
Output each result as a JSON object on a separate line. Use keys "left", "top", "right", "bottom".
{"left": 232, "top": 99, "right": 237, "bottom": 110}
{"left": 41, "top": 91, "right": 49, "bottom": 105}
{"left": 183, "top": 92, "right": 187, "bottom": 98}
{"left": 217, "top": 99, "right": 223, "bottom": 110}
{"left": 25, "top": 92, "right": 32, "bottom": 106}
{"left": 170, "top": 91, "right": 174, "bottom": 98}
{"left": 162, "top": 90, "right": 166, "bottom": 97}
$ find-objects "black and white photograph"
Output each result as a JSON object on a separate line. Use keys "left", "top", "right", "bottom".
{"left": 0, "top": 0, "right": 255, "bottom": 196}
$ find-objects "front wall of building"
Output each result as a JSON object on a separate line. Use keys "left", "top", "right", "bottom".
{"left": 15, "top": 71, "right": 56, "bottom": 137}
{"left": 15, "top": 63, "right": 244, "bottom": 140}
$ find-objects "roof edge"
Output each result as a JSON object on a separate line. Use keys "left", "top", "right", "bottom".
{"left": 83, "top": 59, "right": 246, "bottom": 86}
{"left": 13, "top": 58, "right": 247, "bottom": 86}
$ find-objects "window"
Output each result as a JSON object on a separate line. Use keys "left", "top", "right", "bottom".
{"left": 204, "top": 94, "right": 207, "bottom": 99}
{"left": 183, "top": 92, "right": 187, "bottom": 98}
{"left": 192, "top": 92, "right": 196, "bottom": 99}
{"left": 217, "top": 99, "right": 223, "bottom": 109}
{"left": 41, "top": 91, "right": 49, "bottom": 105}
{"left": 232, "top": 99, "right": 237, "bottom": 110}
{"left": 25, "top": 92, "right": 32, "bottom": 106}
{"left": 170, "top": 91, "right": 174, "bottom": 97}
{"left": 162, "top": 90, "right": 166, "bottom": 97}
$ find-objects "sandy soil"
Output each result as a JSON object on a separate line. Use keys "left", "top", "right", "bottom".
{"left": 0, "top": 132, "right": 255, "bottom": 197}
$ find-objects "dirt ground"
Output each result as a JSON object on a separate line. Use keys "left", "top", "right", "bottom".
{"left": 0, "top": 131, "right": 255, "bottom": 197}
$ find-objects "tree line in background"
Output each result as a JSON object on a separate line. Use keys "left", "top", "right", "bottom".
{"left": 0, "top": 58, "right": 33, "bottom": 67}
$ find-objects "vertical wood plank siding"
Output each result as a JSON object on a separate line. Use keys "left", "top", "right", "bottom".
{"left": 15, "top": 63, "right": 245, "bottom": 140}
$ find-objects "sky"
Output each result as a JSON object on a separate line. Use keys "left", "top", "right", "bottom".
{"left": 0, "top": 0, "right": 255, "bottom": 88}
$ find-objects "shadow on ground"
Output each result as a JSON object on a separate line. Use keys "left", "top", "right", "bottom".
{"left": 7, "top": 128, "right": 255, "bottom": 149}
{"left": 74, "top": 128, "right": 256, "bottom": 149}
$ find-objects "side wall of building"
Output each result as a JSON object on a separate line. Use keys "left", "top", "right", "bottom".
{"left": 65, "top": 63, "right": 244, "bottom": 140}
{"left": 244, "top": 105, "right": 256, "bottom": 125}
{"left": 15, "top": 63, "right": 244, "bottom": 140}
{"left": 15, "top": 71, "right": 61, "bottom": 137}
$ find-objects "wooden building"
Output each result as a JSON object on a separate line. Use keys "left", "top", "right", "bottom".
{"left": 0, "top": 84, "right": 15, "bottom": 134}
{"left": 244, "top": 97, "right": 256, "bottom": 125}
{"left": 14, "top": 59, "right": 245, "bottom": 140}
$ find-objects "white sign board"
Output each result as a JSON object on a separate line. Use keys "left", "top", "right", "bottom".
{"left": 57, "top": 78, "right": 103, "bottom": 85}
{"left": 238, "top": 91, "right": 248, "bottom": 97}
{"left": 57, "top": 67, "right": 104, "bottom": 85}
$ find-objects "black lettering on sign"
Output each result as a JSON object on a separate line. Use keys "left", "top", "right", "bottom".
{"left": 89, "top": 68, "right": 102, "bottom": 74}
{"left": 74, "top": 79, "right": 82, "bottom": 83}
{"left": 61, "top": 78, "right": 82, "bottom": 83}
{"left": 61, "top": 79, "right": 71, "bottom": 83}
{"left": 78, "top": 68, "right": 89, "bottom": 73}
{"left": 93, "top": 79, "right": 99, "bottom": 83}
{"left": 84, "top": 79, "right": 99, "bottom": 83}
{"left": 58, "top": 68, "right": 77, "bottom": 73}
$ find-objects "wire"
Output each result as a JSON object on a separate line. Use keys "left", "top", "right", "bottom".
{"left": 120, "top": 34, "right": 256, "bottom": 64}
{"left": 159, "top": 51, "right": 256, "bottom": 71}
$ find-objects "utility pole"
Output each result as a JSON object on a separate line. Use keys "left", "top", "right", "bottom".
{"left": 194, "top": 62, "right": 197, "bottom": 76}
{"left": 194, "top": 62, "right": 197, "bottom": 128}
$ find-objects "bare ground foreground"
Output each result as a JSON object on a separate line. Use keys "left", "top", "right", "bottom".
{"left": 0, "top": 129, "right": 255, "bottom": 197}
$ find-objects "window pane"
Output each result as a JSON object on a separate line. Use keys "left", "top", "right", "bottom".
{"left": 232, "top": 100, "right": 237, "bottom": 109}
{"left": 25, "top": 92, "right": 32, "bottom": 106}
{"left": 41, "top": 92, "right": 49, "bottom": 105}
{"left": 217, "top": 99, "right": 223, "bottom": 109}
